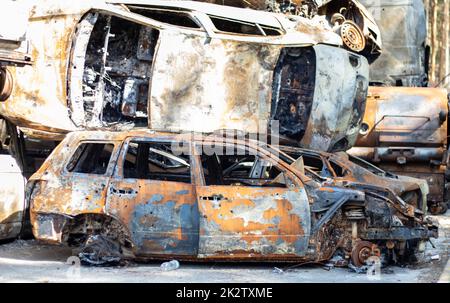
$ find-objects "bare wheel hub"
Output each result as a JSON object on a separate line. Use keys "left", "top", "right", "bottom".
{"left": 340, "top": 21, "right": 366, "bottom": 52}
{"left": 351, "top": 241, "right": 381, "bottom": 267}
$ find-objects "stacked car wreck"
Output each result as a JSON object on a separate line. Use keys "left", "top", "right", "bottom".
{"left": 0, "top": 0, "right": 441, "bottom": 269}
{"left": 0, "top": 0, "right": 370, "bottom": 152}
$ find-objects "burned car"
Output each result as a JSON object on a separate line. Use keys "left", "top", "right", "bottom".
{"left": 348, "top": 86, "right": 449, "bottom": 214}
{"left": 27, "top": 130, "right": 437, "bottom": 266}
{"left": 276, "top": 145, "right": 429, "bottom": 213}
{"left": 0, "top": 0, "right": 368, "bottom": 152}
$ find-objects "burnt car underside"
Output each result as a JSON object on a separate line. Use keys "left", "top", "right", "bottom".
{"left": 73, "top": 12, "right": 318, "bottom": 136}
{"left": 0, "top": 0, "right": 370, "bottom": 153}
{"left": 68, "top": 8, "right": 368, "bottom": 151}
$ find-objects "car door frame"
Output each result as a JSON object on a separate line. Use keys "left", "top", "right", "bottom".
{"left": 58, "top": 139, "right": 121, "bottom": 215}
{"left": 105, "top": 135, "right": 200, "bottom": 258}
{"left": 191, "top": 141, "right": 311, "bottom": 260}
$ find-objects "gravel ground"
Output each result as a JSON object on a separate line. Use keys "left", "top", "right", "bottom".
{"left": 0, "top": 211, "right": 448, "bottom": 283}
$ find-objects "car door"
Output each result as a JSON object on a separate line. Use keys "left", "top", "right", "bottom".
{"left": 31, "top": 140, "right": 119, "bottom": 217}
{"left": 105, "top": 137, "right": 199, "bottom": 257}
{"left": 193, "top": 143, "right": 311, "bottom": 259}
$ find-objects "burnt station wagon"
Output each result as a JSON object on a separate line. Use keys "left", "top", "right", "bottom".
{"left": 27, "top": 130, "right": 437, "bottom": 266}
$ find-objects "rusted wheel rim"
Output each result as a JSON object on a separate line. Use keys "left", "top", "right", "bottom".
{"left": 340, "top": 21, "right": 366, "bottom": 52}
{"left": 351, "top": 241, "right": 381, "bottom": 267}
{"left": 0, "top": 67, "right": 13, "bottom": 101}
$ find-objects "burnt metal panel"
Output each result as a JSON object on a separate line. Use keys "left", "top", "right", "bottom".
{"left": 300, "top": 44, "right": 368, "bottom": 151}
{"left": 148, "top": 30, "right": 279, "bottom": 135}
{"left": 359, "top": 0, "right": 428, "bottom": 86}
{"left": 196, "top": 185, "right": 311, "bottom": 258}
{"left": 106, "top": 179, "right": 200, "bottom": 256}
{"left": 355, "top": 86, "right": 448, "bottom": 147}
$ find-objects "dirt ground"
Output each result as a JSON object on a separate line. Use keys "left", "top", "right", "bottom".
{"left": 0, "top": 211, "right": 449, "bottom": 283}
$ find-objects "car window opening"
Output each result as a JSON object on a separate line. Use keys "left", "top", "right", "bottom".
{"left": 330, "top": 161, "right": 346, "bottom": 177}
{"left": 282, "top": 150, "right": 333, "bottom": 179}
{"left": 209, "top": 15, "right": 281, "bottom": 36}
{"left": 200, "top": 147, "right": 287, "bottom": 187}
{"left": 123, "top": 141, "right": 191, "bottom": 183}
{"left": 67, "top": 143, "right": 114, "bottom": 175}
{"left": 72, "top": 13, "right": 160, "bottom": 128}
{"left": 128, "top": 6, "right": 201, "bottom": 29}
{"left": 348, "top": 154, "right": 387, "bottom": 176}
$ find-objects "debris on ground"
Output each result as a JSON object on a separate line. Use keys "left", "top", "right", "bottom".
{"left": 324, "top": 253, "right": 348, "bottom": 270}
{"left": 272, "top": 267, "right": 284, "bottom": 274}
{"left": 348, "top": 263, "right": 368, "bottom": 274}
{"left": 160, "top": 260, "right": 180, "bottom": 272}
{"left": 431, "top": 255, "right": 441, "bottom": 261}
{"left": 78, "top": 235, "right": 122, "bottom": 266}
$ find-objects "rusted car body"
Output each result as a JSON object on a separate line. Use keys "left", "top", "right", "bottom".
{"left": 27, "top": 130, "right": 437, "bottom": 266}
{"left": 277, "top": 145, "right": 429, "bottom": 213}
{"left": 0, "top": 0, "right": 369, "bottom": 152}
{"left": 358, "top": 0, "right": 428, "bottom": 86}
{"left": 348, "top": 86, "right": 449, "bottom": 214}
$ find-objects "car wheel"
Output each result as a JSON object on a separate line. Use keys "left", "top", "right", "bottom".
{"left": 351, "top": 241, "right": 381, "bottom": 267}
